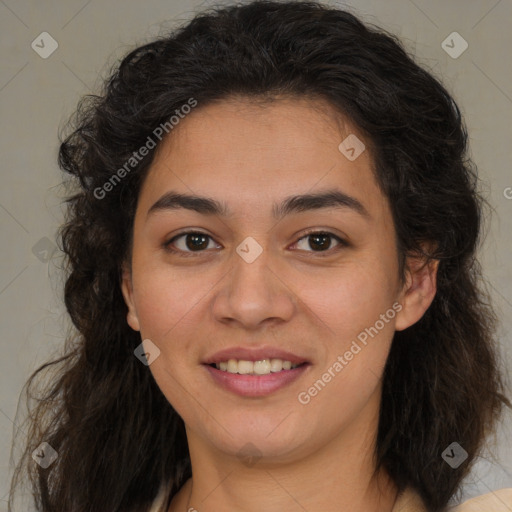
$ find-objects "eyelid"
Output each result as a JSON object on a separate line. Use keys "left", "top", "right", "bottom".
{"left": 163, "top": 228, "right": 349, "bottom": 255}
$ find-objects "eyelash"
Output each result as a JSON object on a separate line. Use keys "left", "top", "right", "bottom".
{"left": 163, "top": 229, "right": 348, "bottom": 257}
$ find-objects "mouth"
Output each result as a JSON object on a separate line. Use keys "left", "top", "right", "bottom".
{"left": 202, "top": 347, "right": 311, "bottom": 397}
{"left": 202, "top": 346, "right": 311, "bottom": 395}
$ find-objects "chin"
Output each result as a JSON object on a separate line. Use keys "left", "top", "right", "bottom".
{"left": 205, "top": 421, "right": 313, "bottom": 463}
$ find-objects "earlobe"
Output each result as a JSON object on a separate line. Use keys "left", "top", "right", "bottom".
{"left": 120, "top": 262, "right": 141, "bottom": 332}
{"left": 395, "top": 256, "right": 439, "bottom": 331}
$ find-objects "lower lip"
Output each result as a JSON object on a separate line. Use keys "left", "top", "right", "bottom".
{"left": 204, "top": 364, "right": 310, "bottom": 397}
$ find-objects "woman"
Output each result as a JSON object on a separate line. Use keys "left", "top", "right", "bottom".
{"left": 8, "top": 1, "right": 511, "bottom": 511}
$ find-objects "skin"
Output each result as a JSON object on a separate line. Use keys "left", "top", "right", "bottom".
{"left": 121, "top": 96, "right": 438, "bottom": 512}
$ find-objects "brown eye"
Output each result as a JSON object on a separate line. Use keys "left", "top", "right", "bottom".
{"left": 165, "top": 232, "right": 219, "bottom": 253}
{"left": 164, "top": 230, "right": 347, "bottom": 256}
{"left": 294, "top": 231, "right": 346, "bottom": 252}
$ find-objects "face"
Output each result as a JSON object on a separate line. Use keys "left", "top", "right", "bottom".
{"left": 122, "top": 96, "right": 436, "bottom": 465}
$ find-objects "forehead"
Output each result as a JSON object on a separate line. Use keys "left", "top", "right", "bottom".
{"left": 136, "top": 96, "right": 390, "bottom": 224}
{"left": 152, "top": 95, "right": 362, "bottom": 170}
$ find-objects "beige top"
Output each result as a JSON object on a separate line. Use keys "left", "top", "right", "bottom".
{"left": 150, "top": 484, "right": 512, "bottom": 511}
{"left": 392, "top": 487, "right": 512, "bottom": 511}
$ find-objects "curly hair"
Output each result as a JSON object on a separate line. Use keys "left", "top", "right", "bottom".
{"left": 8, "top": 1, "right": 510, "bottom": 511}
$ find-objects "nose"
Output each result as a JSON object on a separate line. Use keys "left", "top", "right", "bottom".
{"left": 211, "top": 243, "right": 296, "bottom": 331}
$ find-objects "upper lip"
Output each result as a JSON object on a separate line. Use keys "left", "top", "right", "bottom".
{"left": 203, "top": 346, "right": 309, "bottom": 365}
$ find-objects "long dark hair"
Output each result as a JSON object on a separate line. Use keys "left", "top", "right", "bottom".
{"left": 8, "top": 2, "right": 510, "bottom": 511}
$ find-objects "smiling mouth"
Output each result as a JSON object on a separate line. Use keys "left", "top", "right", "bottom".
{"left": 207, "top": 359, "right": 307, "bottom": 375}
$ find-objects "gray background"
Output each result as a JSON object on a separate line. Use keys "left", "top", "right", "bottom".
{"left": 1, "top": 0, "right": 511, "bottom": 509}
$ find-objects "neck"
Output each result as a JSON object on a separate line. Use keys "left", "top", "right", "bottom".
{"left": 169, "top": 391, "right": 397, "bottom": 512}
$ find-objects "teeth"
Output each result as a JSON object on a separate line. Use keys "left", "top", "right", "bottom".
{"left": 237, "top": 360, "right": 253, "bottom": 374}
{"left": 227, "top": 359, "right": 238, "bottom": 373}
{"left": 214, "top": 358, "right": 300, "bottom": 375}
{"left": 254, "top": 360, "right": 271, "bottom": 375}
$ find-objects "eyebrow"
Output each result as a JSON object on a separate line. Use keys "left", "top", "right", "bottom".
{"left": 146, "top": 189, "right": 370, "bottom": 221}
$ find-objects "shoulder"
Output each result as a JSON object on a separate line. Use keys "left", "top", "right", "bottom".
{"left": 150, "top": 485, "right": 512, "bottom": 512}
{"left": 392, "top": 487, "right": 512, "bottom": 512}
{"left": 448, "top": 488, "right": 512, "bottom": 511}
{"left": 149, "top": 482, "right": 170, "bottom": 512}
{"left": 392, "top": 487, "right": 428, "bottom": 511}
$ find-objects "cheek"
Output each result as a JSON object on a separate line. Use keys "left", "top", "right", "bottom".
{"left": 131, "top": 258, "right": 211, "bottom": 343}
{"left": 298, "top": 257, "right": 399, "bottom": 338}
{"left": 299, "top": 295, "right": 395, "bottom": 427}
{"left": 295, "top": 253, "right": 398, "bottom": 393}
{"left": 131, "top": 266, "right": 204, "bottom": 415}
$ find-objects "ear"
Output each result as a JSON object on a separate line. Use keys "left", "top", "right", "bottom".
{"left": 395, "top": 250, "right": 439, "bottom": 331}
{"left": 120, "top": 261, "right": 141, "bottom": 332}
